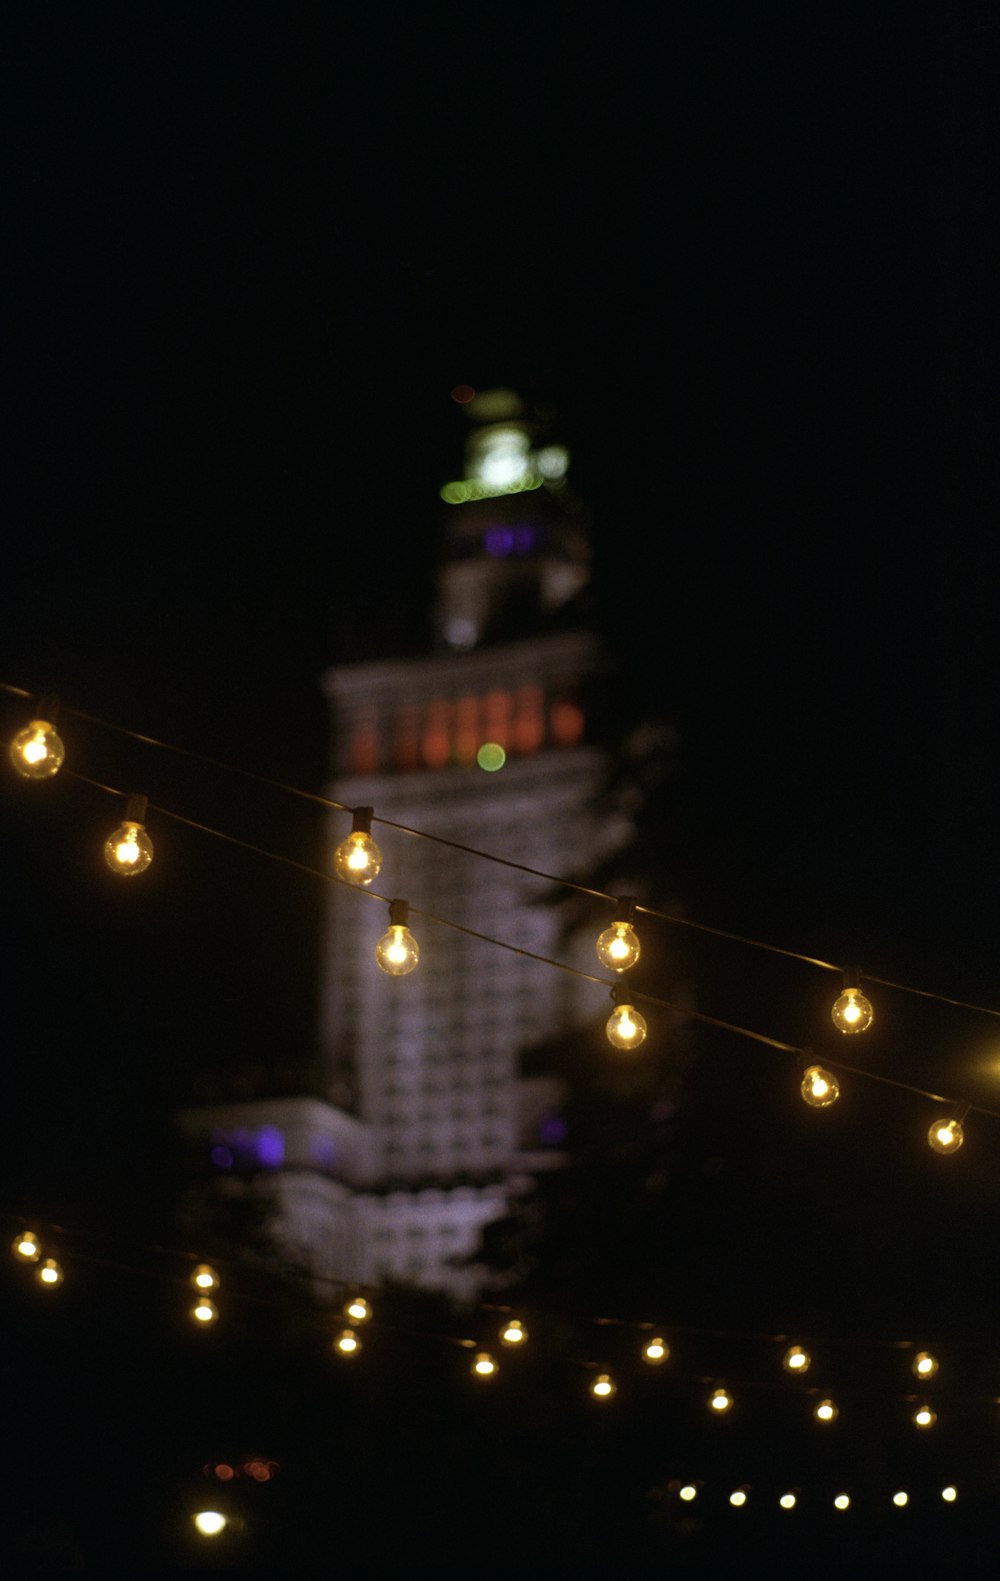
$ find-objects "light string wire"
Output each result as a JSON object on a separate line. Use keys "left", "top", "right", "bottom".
{"left": 5, "top": 679, "right": 1000, "bottom": 1021}
{"left": 6, "top": 689, "right": 1000, "bottom": 1126}
{"left": 51, "top": 764, "right": 1000, "bottom": 1124}
{"left": 6, "top": 1210, "right": 998, "bottom": 1404}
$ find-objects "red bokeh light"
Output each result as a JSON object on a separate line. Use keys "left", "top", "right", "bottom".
{"left": 450, "top": 384, "right": 475, "bottom": 404}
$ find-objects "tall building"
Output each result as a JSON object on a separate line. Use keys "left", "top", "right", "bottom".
{"left": 180, "top": 387, "right": 631, "bottom": 1303}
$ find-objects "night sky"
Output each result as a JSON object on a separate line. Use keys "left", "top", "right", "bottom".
{"left": 4, "top": 5, "right": 1000, "bottom": 1570}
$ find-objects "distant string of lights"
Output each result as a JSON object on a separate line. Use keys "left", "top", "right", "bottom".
{"left": 5, "top": 685, "right": 1000, "bottom": 1152}
{"left": 8, "top": 1214, "right": 999, "bottom": 1438}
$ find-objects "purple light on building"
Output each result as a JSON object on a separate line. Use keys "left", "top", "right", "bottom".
{"left": 256, "top": 1126, "right": 285, "bottom": 1168}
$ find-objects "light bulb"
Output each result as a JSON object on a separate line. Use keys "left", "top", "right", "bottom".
{"left": 678, "top": 1485, "right": 697, "bottom": 1502}
{"left": 37, "top": 1258, "right": 63, "bottom": 1287}
{"left": 10, "top": 715, "right": 64, "bottom": 779}
{"left": 912, "top": 1350, "right": 938, "bottom": 1378}
{"left": 345, "top": 1296, "right": 371, "bottom": 1323}
{"left": 814, "top": 1398, "right": 838, "bottom": 1423}
{"left": 831, "top": 982, "right": 873, "bottom": 1034}
{"left": 913, "top": 1403, "right": 937, "bottom": 1429}
{"left": 376, "top": 900, "right": 419, "bottom": 975}
{"left": 333, "top": 807, "right": 382, "bottom": 887}
{"left": 800, "top": 1064, "right": 840, "bottom": 1107}
{"left": 606, "top": 985, "right": 647, "bottom": 1050}
{"left": 941, "top": 1486, "right": 957, "bottom": 1503}
{"left": 729, "top": 1489, "right": 747, "bottom": 1507}
{"left": 191, "top": 1298, "right": 218, "bottom": 1325}
{"left": 193, "top": 1511, "right": 227, "bottom": 1537}
{"left": 782, "top": 1344, "right": 810, "bottom": 1374}
{"left": 104, "top": 795, "right": 153, "bottom": 876}
{"left": 892, "top": 1491, "right": 909, "bottom": 1507}
{"left": 12, "top": 1229, "right": 41, "bottom": 1262}
{"left": 191, "top": 1263, "right": 220, "bottom": 1292}
{"left": 590, "top": 1373, "right": 616, "bottom": 1399}
{"left": 928, "top": 1118, "right": 964, "bottom": 1154}
{"left": 596, "top": 898, "right": 640, "bottom": 972}
{"left": 472, "top": 1351, "right": 498, "bottom": 1378}
{"left": 500, "top": 1319, "right": 526, "bottom": 1346}
{"left": 779, "top": 1493, "right": 797, "bottom": 1510}
{"left": 334, "top": 1328, "right": 361, "bottom": 1355}
{"left": 833, "top": 1494, "right": 850, "bottom": 1511}
{"left": 642, "top": 1336, "right": 669, "bottom": 1364}
{"left": 709, "top": 1388, "right": 732, "bottom": 1413}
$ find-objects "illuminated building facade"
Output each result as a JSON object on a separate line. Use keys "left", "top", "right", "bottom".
{"left": 182, "top": 388, "right": 629, "bottom": 1302}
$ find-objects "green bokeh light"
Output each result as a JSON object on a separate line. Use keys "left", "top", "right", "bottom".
{"left": 476, "top": 742, "right": 506, "bottom": 772}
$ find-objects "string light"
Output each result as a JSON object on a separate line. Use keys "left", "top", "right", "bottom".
{"left": 779, "top": 1492, "right": 797, "bottom": 1509}
{"left": 471, "top": 1351, "right": 498, "bottom": 1379}
{"left": 928, "top": 1116, "right": 964, "bottom": 1154}
{"left": 344, "top": 1295, "right": 371, "bottom": 1323}
{"left": 641, "top": 1336, "right": 669, "bottom": 1364}
{"left": 191, "top": 1263, "right": 219, "bottom": 1292}
{"left": 103, "top": 793, "right": 153, "bottom": 876}
{"left": 595, "top": 896, "right": 640, "bottom": 972}
{"left": 678, "top": 1485, "right": 698, "bottom": 1502}
{"left": 833, "top": 1493, "right": 851, "bottom": 1511}
{"left": 334, "top": 1328, "right": 361, "bottom": 1356}
{"left": 912, "top": 1350, "right": 938, "bottom": 1379}
{"left": 192, "top": 1511, "right": 227, "bottom": 1537}
{"left": 814, "top": 1398, "right": 838, "bottom": 1423}
{"left": 709, "top": 1387, "right": 732, "bottom": 1414}
{"left": 729, "top": 1488, "right": 748, "bottom": 1507}
{"left": 831, "top": 971, "right": 873, "bottom": 1034}
{"left": 782, "top": 1344, "right": 810, "bottom": 1374}
{"left": 892, "top": 1490, "right": 909, "bottom": 1507}
{"left": 11, "top": 1228, "right": 41, "bottom": 1262}
{"left": 913, "top": 1403, "right": 937, "bottom": 1429}
{"left": 333, "top": 806, "right": 382, "bottom": 887}
{"left": 800, "top": 1064, "right": 839, "bottom": 1107}
{"left": 941, "top": 1486, "right": 958, "bottom": 1502}
{"left": 9, "top": 698, "right": 64, "bottom": 780}
{"left": 37, "top": 1257, "right": 63, "bottom": 1287}
{"left": 606, "top": 984, "right": 647, "bottom": 1050}
{"left": 500, "top": 1318, "right": 527, "bottom": 1346}
{"left": 590, "top": 1372, "right": 616, "bottom": 1399}
{"left": 191, "top": 1297, "right": 218, "bottom": 1325}
{"left": 375, "top": 899, "right": 420, "bottom": 976}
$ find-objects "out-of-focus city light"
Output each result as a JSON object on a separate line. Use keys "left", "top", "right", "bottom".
{"left": 476, "top": 742, "right": 506, "bottom": 771}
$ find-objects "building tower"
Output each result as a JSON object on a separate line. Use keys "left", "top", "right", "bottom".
{"left": 182, "top": 387, "right": 630, "bottom": 1303}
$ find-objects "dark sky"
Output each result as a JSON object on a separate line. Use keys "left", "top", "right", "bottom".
{"left": 3, "top": 5, "right": 1000, "bottom": 1566}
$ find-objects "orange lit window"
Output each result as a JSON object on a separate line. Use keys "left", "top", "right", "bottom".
{"left": 483, "top": 689, "right": 512, "bottom": 748}
{"left": 393, "top": 704, "right": 421, "bottom": 771}
{"left": 453, "top": 695, "right": 479, "bottom": 765}
{"left": 512, "top": 684, "right": 544, "bottom": 755}
{"left": 350, "top": 723, "right": 379, "bottom": 775}
{"left": 550, "top": 694, "right": 584, "bottom": 745}
{"left": 422, "top": 699, "right": 451, "bottom": 768}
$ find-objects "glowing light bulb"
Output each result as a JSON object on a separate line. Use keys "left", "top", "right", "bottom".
{"left": 345, "top": 1296, "right": 371, "bottom": 1323}
{"left": 941, "top": 1486, "right": 957, "bottom": 1502}
{"left": 814, "top": 1398, "right": 838, "bottom": 1422}
{"left": 678, "top": 1485, "right": 697, "bottom": 1502}
{"left": 376, "top": 900, "right": 419, "bottom": 976}
{"left": 334, "top": 1328, "right": 360, "bottom": 1355}
{"left": 596, "top": 898, "right": 640, "bottom": 972}
{"left": 37, "top": 1258, "right": 63, "bottom": 1287}
{"left": 642, "top": 1336, "right": 669, "bottom": 1364}
{"left": 893, "top": 1491, "right": 909, "bottom": 1507}
{"left": 800, "top": 1064, "right": 840, "bottom": 1107}
{"left": 779, "top": 1493, "right": 797, "bottom": 1510}
{"left": 500, "top": 1319, "right": 526, "bottom": 1346}
{"left": 912, "top": 1351, "right": 938, "bottom": 1378}
{"left": 831, "top": 977, "right": 873, "bottom": 1034}
{"left": 472, "top": 1351, "right": 498, "bottom": 1378}
{"left": 10, "top": 712, "right": 64, "bottom": 779}
{"left": 333, "top": 806, "right": 382, "bottom": 886}
{"left": 729, "top": 1489, "right": 747, "bottom": 1507}
{"left": 709, "top": 1388, "right": 732, "bottom": 1414}
{"left": 782, "top": 1344, "right": 811, "bottom": 1373}
{"left": 104, "top": 795, "right": 153, "bottom": 876}
{"left": 193, "top": 1511, "right": 227, "bottom": 1537}
{"left": 606, "top": 985, "right": 647, "bottom": 1050}
{"left": 191, "top": 1298, "right": 218, "bottom": 1325}
{"left": 834, "top": 1493, "right": 850, "bottom": 1510}
{"left": 12, "top": 1229, "right": 41, "bottom": 1262}
{"left": 928, "top": 1118, "right": 964, "bottom": 1154}
{"left": 191, "top": 1264, "right": 219, "bottom": 1292}
{"left": 590, "top": 1373, "right": 616, "bottom": 1399}
{"left": 913, "top": 1404, "right": 937, "bottom": 1429}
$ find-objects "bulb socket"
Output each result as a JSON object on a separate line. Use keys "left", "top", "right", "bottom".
{"left": 124, "top": 793, "right": 148, "bottom": 824}
{"left": 614, "top": 895, "right": 637, "bottom": 925}
{"left": 351, "top": 805, "right": 374, "bottom": 836}
{"left": 388, "top": 898, "right": 409, "bottom": 928}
